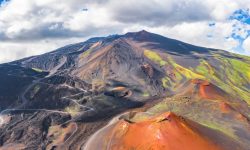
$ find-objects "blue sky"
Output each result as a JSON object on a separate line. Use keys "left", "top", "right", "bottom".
{"left": 229, "top": 9, "right": 250, "bottom": 53}
{"left": 0, "top": 0, "right": 7, "bottom": 5}
{"left": 0, "top": 0, "right": 249, "bottom": 63}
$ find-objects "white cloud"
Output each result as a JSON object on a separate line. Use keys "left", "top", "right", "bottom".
{"left": 0, "top": 37, "right": 88, "bottom": 63}
{"left": 119, "top": 21, "right": 239, "bottom": 51}
{"left": 243, "top": 37, "right": 250, "bottom": 53}
{"left": 0, "top": 0, "right": 249, "bottom": 63}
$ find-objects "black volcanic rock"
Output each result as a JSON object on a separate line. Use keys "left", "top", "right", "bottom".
{"left": 0, "top": 31, "right": 249, "bottom": 150}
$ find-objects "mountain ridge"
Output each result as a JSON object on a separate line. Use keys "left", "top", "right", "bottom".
{"left": 0, "top": 30, "right": 249, "bottom": 150}
{"left": 8, "top": 30, "right": 227, "bottom": 65}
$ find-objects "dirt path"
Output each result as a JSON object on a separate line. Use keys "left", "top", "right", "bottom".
{"left": 47, "top": 56, "right": 67, "bottom": 77}
{"left": 20, "top": 56, "right": 67, "bottom": 108}
{"left": 61, "top": 92, "right": 94, "bottom": 112}
{"left": 0, "top": 54, "right": 95, "bottom": 148}
{"left": 0, "top": 55, "right": 94, "bottom": 148}
{"left": 0, "top": 108, "right": 68, "bottom": 127}
{"left": 0, "top": 116, "right": 3, "bottom": 125}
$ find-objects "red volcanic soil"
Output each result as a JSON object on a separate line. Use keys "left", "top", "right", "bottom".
{"left": 108, "top": 112, "right": 222, "bottom": 150}
{"left": 109, "top": 86, "right": 133, "bottom": 98}
{"left": 191, "top": 79, "right": 227, "bottom": 100}
{"left": 219, "top": 102, "right": 249, "bottom": 123}
{"left": 219, "top": 102, "right": 234, "bottom": 113}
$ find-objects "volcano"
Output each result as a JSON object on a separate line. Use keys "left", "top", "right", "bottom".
{"left": 85, "top": 112, "right": 244, "bottom": 150}
{"left": 0, "top": 30, "right": 249, "bottom": 150}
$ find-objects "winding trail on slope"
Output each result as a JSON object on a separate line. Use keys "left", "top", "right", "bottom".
{"left": 0, "top": 55, "right": 97, "bottom": 148}
{"left": 0, "top": 108, "right": 68, "bottom": 128}
{"left": 47, "top": 56, "right": 67, "bottom": 77}
{"left": 0, "top": 55, "right": 95, "bottom": 137}
{"left": 0, "top": 55, "right": 98, "bottom": 149}
{"left": 61, "top": 92, "right": 94, "bottom": 112}
{"left": 0, "top": 116, "right": 4, "bottom": 126}
{"left": 20, "top": 56, "right": 67, "bottom": 108}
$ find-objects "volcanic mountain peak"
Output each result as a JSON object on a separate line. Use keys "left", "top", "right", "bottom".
{"left": 154, "top": 111, "right": 178, "bottom": 122}
{"left": 125, "top": 30, "right": 152, "bottom": 38}
{"left": 0, "top": 31, "right": 250, "bottom": 149}
{"left": 121, "top": 111, "right": 181, "bottom": 124}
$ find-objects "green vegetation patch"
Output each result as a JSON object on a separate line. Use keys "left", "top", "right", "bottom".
{"left": 229, "top": 59, "right": 250, "bottom": 80}
{"left": 160, "top": 56, "right": 205, "bottom": 89}
{"left": 212, "top": 55, "right": 250, "bottom": 104}
{"left": 167, "top": 56, "right": 204, "bottom": 81}
{"left": 162, "top": 77, "right": 170, "bottom": 88}
{"left": 144, "top": 49, "right": 167, "bottom": 66}
{"left": 32, "top": 68, "right": 43, "bottom": 72}
{"left": 80, "top": 42, "right": 100, "bottom": 59}
{"left": 195, "top": 60, "right": 215, "bottom": 76}
{"left": 200, "top": 121, "right": 238, "bottom": 141}
{"left": 142, "top": 92, "right": 150, "bottom": 97}
{"left": 173, "top": 63, "right": 204, "bottom": 79}
{"left": 146, "top": 97, "right": 240, "bottom": 141}
{"left": 80, "top": 49, "right": 93, "bottom": 59}
{"left": 64, "top": 106, "right": 81, "bottom": 117}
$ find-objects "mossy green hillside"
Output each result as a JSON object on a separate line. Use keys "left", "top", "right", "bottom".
{"left": 80, "top": 42, "right": 100, "bottom": 59}
{"left": 144, "top": 49, "right": 167, "bottom": 66}
{"left": 146, "top": 97, "right": 242, "bottom": 141}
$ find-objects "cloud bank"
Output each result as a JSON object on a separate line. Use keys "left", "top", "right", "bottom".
{"left": 0, "top": 0, "right": 250, "bottom": 63}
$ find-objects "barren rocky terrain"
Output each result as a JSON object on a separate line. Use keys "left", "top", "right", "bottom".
{"left": 0, "top": 30, "right": 249, "bottom": 150}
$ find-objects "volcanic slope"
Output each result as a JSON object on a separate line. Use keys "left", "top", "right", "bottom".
{"left": 0, "top": 30, "right": 249, "bottom": 149}
{"left": 85, "top": 112, "right": 244, "bottom": 150}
